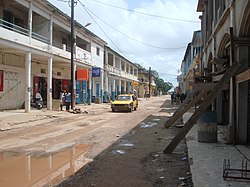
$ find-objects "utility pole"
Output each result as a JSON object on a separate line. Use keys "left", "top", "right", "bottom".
{"left": 70, "top": 0, "right": 75, "bottom": 110}
{"left": 149, "top": 67, "right": 151, "bottom": 98}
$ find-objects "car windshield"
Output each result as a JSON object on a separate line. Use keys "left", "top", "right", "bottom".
{"left": 116, "top": 96, "right": 131, "bottom": 101}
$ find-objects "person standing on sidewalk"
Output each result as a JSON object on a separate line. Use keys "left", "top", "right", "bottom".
{"left": 65, "top": 91, "right": 71, "bottom": 111}
{"left": 60, "top": 90, "right": 65, "bottom": 111}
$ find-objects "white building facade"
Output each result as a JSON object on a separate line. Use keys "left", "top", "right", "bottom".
{"left": 104, "top": 46, "right": 138, "bottom": 101}
{"left": 0, "top": 0, "right": 106, "bottom": 111}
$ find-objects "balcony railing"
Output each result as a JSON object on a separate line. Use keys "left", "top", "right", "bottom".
{"left": 107, "top": 65, "right": 138, "bottom": 81}
{"left": 0, "top": 19, "right": 50, "bottom": 44}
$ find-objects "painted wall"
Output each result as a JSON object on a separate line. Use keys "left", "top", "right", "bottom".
{"left": 91, "top": 41, "right": 104, "bottom": 68}
{"left": 0, "top": 52, "right": 26, "bottom": 109}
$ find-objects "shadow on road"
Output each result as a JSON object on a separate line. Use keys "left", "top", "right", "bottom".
{"left": 56, "top": 98, "right": 193, "bottom": 187}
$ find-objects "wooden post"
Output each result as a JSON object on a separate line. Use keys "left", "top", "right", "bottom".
{"left": 163, "top": 62, "right": 241, "bottom": 153}
{"left": 165, "top": 83, "right": 215, "bottom": 129}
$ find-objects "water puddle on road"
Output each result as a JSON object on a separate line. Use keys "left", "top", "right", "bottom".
{"left": 0, "top": 144, "right": 91, "bottom": 187}
{"left": 140, "top": 121, "right": 158, "bottom": 128}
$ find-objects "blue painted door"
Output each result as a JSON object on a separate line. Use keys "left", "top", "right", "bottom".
{"left": 82, "top": 81, "right": 87, "bottom": 104}
{"left": 76, "top": 81, "right": 81, "bottom": 104}
{"left": 96, "top": 83, "right": 100, "bottom": 97}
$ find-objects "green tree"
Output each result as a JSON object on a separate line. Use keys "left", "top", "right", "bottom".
{"left": 154, "top": 77, "right": 173, "bottom": 94}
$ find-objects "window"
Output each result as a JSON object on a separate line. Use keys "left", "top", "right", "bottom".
{"left": 3, "top": 10, "right": 13, "bottom": 30}
{"left": 96, "top": 47, "right": 100, "bottom": 56}
{"left": 62, "top": 37, "right": 67, "bottom": 45}
{"left": 14, "top": 17, "right": 24, "bottom": 28}
{"left": 41, "top": 69, "right": 46, "bottom": 74}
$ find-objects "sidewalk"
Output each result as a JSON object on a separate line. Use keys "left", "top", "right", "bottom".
{"left": 0, "top": 103, "right": 111, "bottom": 131}
{"left": 184, "top": 112, "right": 250, "bottom": 187}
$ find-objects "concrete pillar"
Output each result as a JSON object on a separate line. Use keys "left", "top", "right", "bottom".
{"left": 28, "top": 1, "right": 33, "bottom": 43}
{"left": 88, "top": 69, "right": 92, "bottom": 105}
{"left": 229, "top": 4, "right": 235, "bottom": 28}
{"left": 47, "top": 57, "right": 53, "bottom": 110}
{"left": 119, "top": 59, "right": 122, "bottom": 70}
{"left": 111, "top": 78, "right": 116, "bottom": 101}
{"left": 104, "top": 56, "right": 109, "bottom": 102}
{"left": 25, "top": 52, "right": 31, "bottom": 112}
{"left": 104, "top": 72, "right": 108, "bottom": 99}
{"left": 113, "top": 54, "right": 115, "bottom": 67}
{"left": 118, "top": 79, "right": 121, "bottom": 95}
{"left": 49, "top": 15, "right": 53, "bottom": 48}
{"left": 124, "top": 80, "right": 127, "bottom": 93}
{"left": 100, "top": 69, "right": 104, "bottom": 103}
{"left": 229, "top": 76, "right": 235, "bottom": 143}
{"left": 128, "top": 81, "right": 131, "bottom": 94}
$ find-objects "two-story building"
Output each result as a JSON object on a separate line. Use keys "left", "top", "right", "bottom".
{"left": 197, "top": 0, "right": 250, "bottom": 144}
{"left": 104, "top": 46, "right": 138, "bottom": 101}
{"left": 0, "top": 0, "right": 107, "bottom": 111}
{"left": 137, "top": 67, "right": 157, "bottom": 98}
{"left": 180, "top": 30, "right": 202, "bottom": 95}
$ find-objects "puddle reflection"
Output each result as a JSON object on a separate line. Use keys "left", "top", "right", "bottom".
{"left": 0, "top": 144, "right": 90, "bottom": 187}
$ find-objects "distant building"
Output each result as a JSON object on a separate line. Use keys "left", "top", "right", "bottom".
{"left": 137, "top": 68, "right": 157, "bottom": 98}
{"left": 104, "top": 46, "right": 138, "bottom": 101}
{"left": 180, "top": 30, "right": 202, "bottom": 95}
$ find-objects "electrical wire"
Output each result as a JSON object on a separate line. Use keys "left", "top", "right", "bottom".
{"left": 82, "top": 5, "right": 186, "bottom": 50}
{"left": 57, "top": 0, "right": 187, "bottom": 50}
{"left": 158, "top": 72, "right": 179, "bottom": 76}
{"left": 77, "top": 0, "right": 127, "bottom": 58}
{"left": 88, "top": 0, "right": 200, "bottom": 23}
{"left": 56, "top": 0, "right": 70, "bottom": 2}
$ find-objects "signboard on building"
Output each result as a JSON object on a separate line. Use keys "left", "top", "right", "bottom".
{"left": 131, "top": 81, "right": 138, "bottom": 86}
{"left": 92, "top": 67, "right": 101, "bottom": 77}
{"left": 75, "top": 46, "right": 92, "bottom": 64}
{"left": 177, "top": 75, "right": 183, "bottom": 83}
{"left": 76, "top": 69, "right": 89, "bottom": 81}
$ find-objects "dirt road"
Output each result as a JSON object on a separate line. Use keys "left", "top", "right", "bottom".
{"left": 0, "top": 95, "right": 192, "bottom": 187}
{"left": 56, "top": 95, "right": 192, "bottom": 187}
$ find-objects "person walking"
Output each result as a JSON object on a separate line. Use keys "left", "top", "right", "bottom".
{"left": 180, "top": 93, "right": 186, "bottom": 103}
{"left": 171, "top": 92, "right": 176, "bottom": 105}
{"left": 65, "top": 91, "right": 71, "bottom": 111}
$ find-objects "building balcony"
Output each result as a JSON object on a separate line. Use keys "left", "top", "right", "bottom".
{"left": 0, "top": 19, "right": 92, "bottom": 65}
{"left": 0, "top": 19, "right": 49, "bottom": 50}
{"left": 107, "top": 65, "right": 138, "bottom": 81}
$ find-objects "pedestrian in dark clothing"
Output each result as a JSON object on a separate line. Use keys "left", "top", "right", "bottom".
{"left": 171, "top": 92, "right": 176, "bottom": 105}
{"left": 180, "top": 93, "right": 186, "bottom": 103}
{"left": 65, "top": 91, "right": 71, "bottom": 111}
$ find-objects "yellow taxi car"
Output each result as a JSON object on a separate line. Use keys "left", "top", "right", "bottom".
{"left": 111, "top": 94, "right": 138, "bottom": 112}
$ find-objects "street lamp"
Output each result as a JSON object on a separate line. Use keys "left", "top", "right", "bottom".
{"left": 84, "top": 22, "right": 91, "bottom": 27}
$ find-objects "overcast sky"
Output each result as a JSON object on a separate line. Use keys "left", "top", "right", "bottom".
{"left": 48, "top": 0, "right": 201, "bottom": 86}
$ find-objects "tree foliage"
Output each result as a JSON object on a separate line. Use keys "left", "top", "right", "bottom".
{"left": 135, "top": 64, "right": 174, "bottom": 94}
{"left": 154, "top": 77, "right": 173, "bottom": 94}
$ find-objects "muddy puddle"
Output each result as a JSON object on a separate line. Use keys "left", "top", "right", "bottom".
{"left": 0, "top": 144, "right": 91, "bottom": 187}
